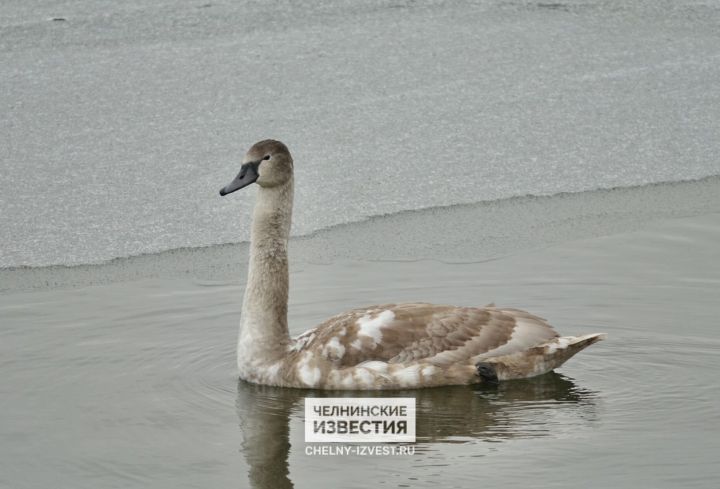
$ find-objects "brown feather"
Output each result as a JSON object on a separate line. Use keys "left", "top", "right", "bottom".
{"left": 300, "top": 303, "right": 559, "bottom": 368}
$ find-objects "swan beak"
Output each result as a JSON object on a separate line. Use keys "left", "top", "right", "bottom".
{"left": 219, "top": 161, "right": 260, "bottom": 196}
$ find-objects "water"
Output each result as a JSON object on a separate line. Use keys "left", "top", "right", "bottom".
{"left": 2, "top": 0, "right": 720, "bottom": 267}
{"left": 2, "top": 210, "right": 720, "bottom": 488}
{"left": 2, "top": 1, "right": 720, "bottom": 488}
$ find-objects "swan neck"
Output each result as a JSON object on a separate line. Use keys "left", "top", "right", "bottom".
{"left": 239, "top": 182, "right": 293, "bottom": 360}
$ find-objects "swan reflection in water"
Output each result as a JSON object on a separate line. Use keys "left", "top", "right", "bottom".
{"left": 236, "top": 373, "right": 599, "bottom": 489}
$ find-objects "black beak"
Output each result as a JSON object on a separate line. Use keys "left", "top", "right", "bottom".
{"left": 219, "top": 161, "right": 260, "bottom": 196}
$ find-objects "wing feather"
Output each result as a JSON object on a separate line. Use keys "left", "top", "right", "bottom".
{"left": 295, "top": 303, "right": 559, "bottom": 367}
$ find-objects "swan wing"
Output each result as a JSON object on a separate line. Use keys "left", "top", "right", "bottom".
{"left": 297, "top": 303, "right": 559, "bottom": 367}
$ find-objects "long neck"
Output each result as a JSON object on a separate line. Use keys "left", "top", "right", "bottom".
{"left": 238, "top": 181, "right": 293, "bottom": 361}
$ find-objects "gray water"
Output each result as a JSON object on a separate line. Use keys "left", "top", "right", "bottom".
{"left": 2, "top": 1, "right": 720, "bottom": 488}
{"left": 2, "top": 205, "right": 720, "bottom": 488}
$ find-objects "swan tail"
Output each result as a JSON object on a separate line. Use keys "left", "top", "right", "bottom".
{"left": 480, "top": 333, "right": 607, "bottom": 381}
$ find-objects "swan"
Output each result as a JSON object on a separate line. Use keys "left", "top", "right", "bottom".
{"left": 219, "top": 139, "right": 605, "bottom": 389}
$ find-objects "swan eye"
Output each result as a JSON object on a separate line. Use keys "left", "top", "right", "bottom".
{"left": 262, "top": 155, "right": 271, "bottom": 160}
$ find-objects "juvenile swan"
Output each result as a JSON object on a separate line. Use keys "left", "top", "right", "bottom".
{"left": 220, "top": 139, "right": 605, "bottom": 389}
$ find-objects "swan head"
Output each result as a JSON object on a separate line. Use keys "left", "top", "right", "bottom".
{"left": 219, "top": 139, "right": 293, "bottom": 196}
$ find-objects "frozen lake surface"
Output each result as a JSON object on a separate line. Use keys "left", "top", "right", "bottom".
{"left": 2, "top": 0, "right": 719, "bottom": 267}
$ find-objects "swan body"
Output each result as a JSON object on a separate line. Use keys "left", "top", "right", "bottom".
{"left": 220, "top": 140, "right": 605, "bottom": 390}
